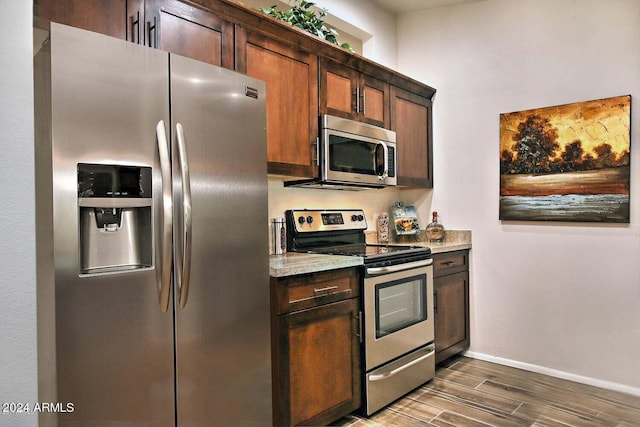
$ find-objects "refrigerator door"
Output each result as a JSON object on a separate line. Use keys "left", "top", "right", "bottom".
{"left": 41, "top": 23, "right": 175, "bottom": 425}
{"left": 169, "top": 54, "right": 272, "bottom": 426}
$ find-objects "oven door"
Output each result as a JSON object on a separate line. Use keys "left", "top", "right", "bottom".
{"left": 364, "top": 259, "right": 434, "bottom": 370}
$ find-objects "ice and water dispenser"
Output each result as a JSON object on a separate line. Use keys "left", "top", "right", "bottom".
{"left": 78, "top": 163, "right": 153, "bottom": 274}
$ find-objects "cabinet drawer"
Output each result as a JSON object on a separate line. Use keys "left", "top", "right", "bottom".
{"left": 433, "top": 250, "right": 469, "bottom": 277}
{"left": 271, "top": 268, "right": 360, "bottom": 314}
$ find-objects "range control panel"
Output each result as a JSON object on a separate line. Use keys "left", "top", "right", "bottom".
{"left": 288, "top": 209, "right": 368, "bottom": 233}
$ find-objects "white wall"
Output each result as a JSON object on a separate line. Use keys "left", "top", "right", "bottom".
{"left": 268, "top": 178, "right": 430, "bottom": 229}
{"left": 0, "top": 0, "right": 38, "bottom": 426}
{"left": 398, "top": 0, "right": 640, "bottom": 393}
{"left": 315, "top": 0, "right": 398, "bottom": 68}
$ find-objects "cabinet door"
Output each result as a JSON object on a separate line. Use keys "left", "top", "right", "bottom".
{"left": 360, "top": 73, "right": 389, "bottom": 128}
{"left": 434, "top": 270, "right": 469, "bottom": 364}
{"left": 321, "top": 59, "right": 358, "bottom": 120}
{"left": 145, "top": 0, "right": 234, "bottom": 68}
{"left": 237, "top": 30, "right": 319, "bottom": 178}
{"left": 278, "top": 299, "right": 361, "bottom": 426}
{"left": 391, "top": 85, "right": 433, "bottom": 187}
{"left": 320, "top": 59, "right": 389, "bottom": 128}
{"left": 34, "top": 0, "right": 128, "bottom": 40}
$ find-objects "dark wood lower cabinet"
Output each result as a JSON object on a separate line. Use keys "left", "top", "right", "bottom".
{"left": 433, "top": 250, "right": 470, "bottom": 364}
{"left": 271, "top": 268, "right": 361, "bottom": 427}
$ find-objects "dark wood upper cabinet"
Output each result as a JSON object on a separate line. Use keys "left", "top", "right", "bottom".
{"left": 143, "top": 0, "right": 234, "bottom": 68}
{"left": 34, "top": 0, "right": 129, "bottom": 40}
{"left": 236, "top": 28, "right": 319, "bottom": 178}
{"left": 34, "top": 0, "right": 437, "bottom": 186}
{"left": 35, "top": 0, "right": 234, "bottom": 68}
{"left": 391, "top": 85, "right": 434, "bottom": 188}
{"left": 320, "top": 58, "right": 390, "bottom": 128}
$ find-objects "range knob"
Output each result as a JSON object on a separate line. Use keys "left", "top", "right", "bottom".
{"left": 352, "top": 214, "right": 364, "bottom": 222}
{"left": 306, "top": 216, "right": 314, "bottom": 224}
{"left": 297, "top": 216, "right": 305, "bottom": 225}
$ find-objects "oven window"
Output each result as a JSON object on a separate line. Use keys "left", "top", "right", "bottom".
{"left": 375, "top": 274, "right": 427, "bottom": 338}
{"left": 329, "top": 135, "right": 383, "bottom": 175}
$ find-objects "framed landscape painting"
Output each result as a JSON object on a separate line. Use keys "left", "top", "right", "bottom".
{"left": 499, "top": 95, "right": 631, "bottom": 222}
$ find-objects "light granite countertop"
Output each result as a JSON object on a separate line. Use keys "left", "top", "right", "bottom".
{"left": 270, "top": 230, "right": 471, "bottom": 278}
{"left": 269, "top": 252, "right": 363, "bottom": 277}
{"left": 378, "top": 230, "right": 472, "bottom": 254}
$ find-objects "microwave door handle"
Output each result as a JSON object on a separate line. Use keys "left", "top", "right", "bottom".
{"left": 156, "top": 120, "right": 172, "bottom": 313}
{"left": 377, "top": 141, "right": 389, "bottom": 180}
{"left": 175, "top": 123, "right": 192, "bottom": 309}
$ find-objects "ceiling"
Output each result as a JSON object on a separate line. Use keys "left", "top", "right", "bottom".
{"left": 370, "top": 0, "right": 483, "bottom": 14}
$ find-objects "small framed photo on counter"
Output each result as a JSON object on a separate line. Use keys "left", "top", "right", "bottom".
{"left": 391, "top": 203, "right": 421, "bottom": 236}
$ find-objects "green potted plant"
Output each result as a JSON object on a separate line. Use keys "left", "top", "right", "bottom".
{"left": 260, "top": 0, "right": 352, "bottom": 50}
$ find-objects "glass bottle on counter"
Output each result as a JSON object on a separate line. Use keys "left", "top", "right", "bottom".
{"left": 425, "top": 211, "right": 445, "bottom": 242}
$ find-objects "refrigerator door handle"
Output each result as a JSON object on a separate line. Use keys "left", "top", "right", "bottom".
{"left": 176, "top": 123, "right": 192, "bottom": 309}
{"left": 156, "top": 120, "right": 173, "bottom": 313}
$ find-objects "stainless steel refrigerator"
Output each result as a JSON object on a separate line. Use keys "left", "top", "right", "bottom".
{"left": 34, "top": 22, "right": 272, "bottom": 426}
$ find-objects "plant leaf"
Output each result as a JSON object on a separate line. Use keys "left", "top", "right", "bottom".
{"left": 259, "top": 0, "right": 349, "bottom": 49}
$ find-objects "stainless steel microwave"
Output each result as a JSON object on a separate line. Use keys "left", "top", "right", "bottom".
{"left": 285, "top": 115, "right": 397, "bottom": 190}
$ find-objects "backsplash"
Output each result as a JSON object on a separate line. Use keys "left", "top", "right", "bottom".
{"left": 365, "top": 229, "right": 472, "bottom": 246}
{"left": 267, "top": 176, "right": 432, "bottom": 229}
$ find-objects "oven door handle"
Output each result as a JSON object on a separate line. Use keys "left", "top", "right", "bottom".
{"left": 368, "top": 345, "right": 435, "bottom": 382}
{"left": 366, "top": 258, "right": 433, "bottom": 275}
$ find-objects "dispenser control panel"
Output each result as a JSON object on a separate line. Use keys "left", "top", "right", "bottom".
{"left": 78, "top": 163, "right": 152, "bottom": 198}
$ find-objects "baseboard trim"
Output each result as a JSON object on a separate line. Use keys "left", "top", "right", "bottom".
{"left": 463, "top": 351, "right": 640, "bottom": 397}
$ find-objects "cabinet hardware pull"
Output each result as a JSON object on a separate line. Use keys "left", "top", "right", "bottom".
{"left": 355, "top": 86, "right": 360, "bottom": 113}
{"left": 434, "top": 290, "right": 438, "bottom": 314}
{"left": 314, "top": 285, "right": 338, "bottom": 294}
{"left": 147, "top": 16, "right": 157, "bottom": 49}
{"left": 130, "top": 11, "right": 141, "bottom": 44}
{"left": 289, "top": 288, "right": 351, "bottom": 304}
{"left": 361, "top": 88, "right": 366, "bottom": 116}
{"left": 354, "top": 311, "right": 363, "bottom": 343}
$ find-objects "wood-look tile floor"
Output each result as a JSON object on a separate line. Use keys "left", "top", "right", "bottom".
{"left": 334, "top": 356, "right": 640, "bottom": 427}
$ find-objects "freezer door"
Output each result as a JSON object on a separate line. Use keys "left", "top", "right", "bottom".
{"left": 169, "top": 54, "right": 271, "bottom": 426}
{"left": 37, "top": 23, "right": 175, "bottom": 426}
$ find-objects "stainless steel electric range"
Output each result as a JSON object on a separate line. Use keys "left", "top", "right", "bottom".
{"left": 285, "top": 209, "right": 436, "bottom": 415}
